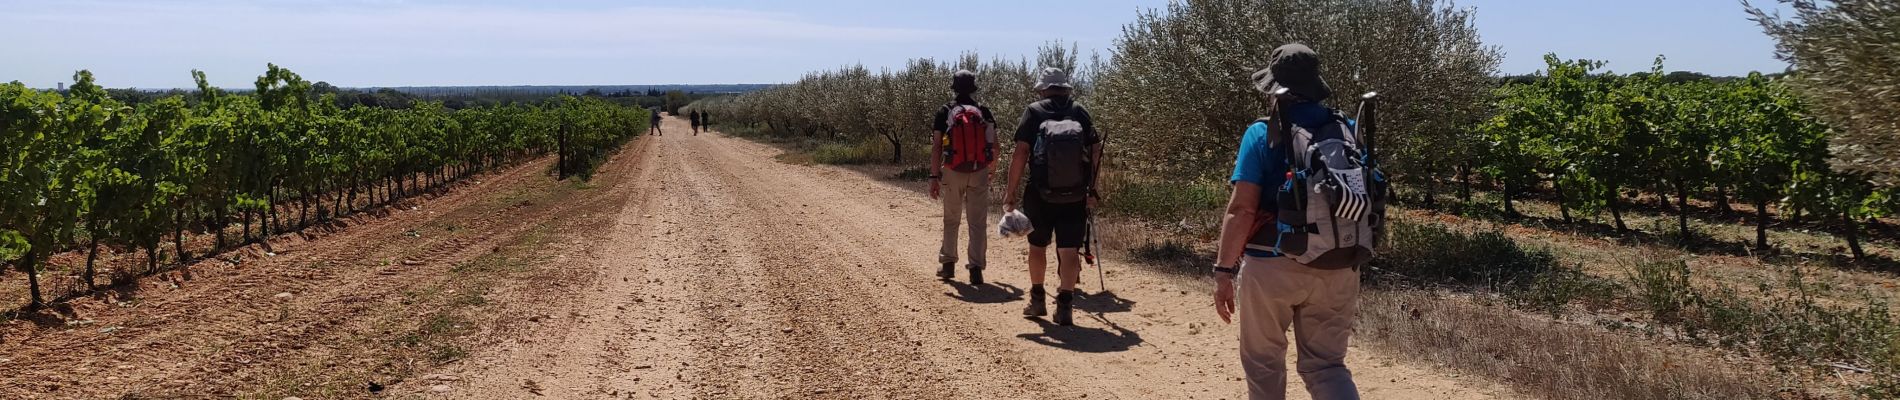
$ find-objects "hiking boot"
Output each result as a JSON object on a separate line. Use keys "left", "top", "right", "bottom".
{"left": 1053, "top": 290, "right": 1075, "bottom": 326}
{"left": 937, "top": 262, "right": 955, "bottom": 280}
{"left": 967, "top": 265, "right": 984, "bottom": 285}
{"left": 1023, "top": 285, "right": 1048, "bottom": 317}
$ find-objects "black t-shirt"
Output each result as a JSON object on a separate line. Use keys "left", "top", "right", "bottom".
{"left": 932, "top": 98, "right": 996, "bottom": 133}
{"left": 1013, "top": 96, "right": 1101, "bottom": 194}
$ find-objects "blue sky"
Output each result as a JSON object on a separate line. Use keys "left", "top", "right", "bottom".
{"left": 0, "top": 0, "right": 1790, "bottom": 88}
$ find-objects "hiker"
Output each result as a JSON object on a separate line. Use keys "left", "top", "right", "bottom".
{"left": 690, "top": 110, "right": 702, "bottom": 134}
{"left": 1212, "top": 44, "right": 1379, "bottom": 400}
{"left": 930, "top": 70, "right": 998, "bottom": 285}
{"left": 1002, "top": 67, "right": 1103, "bottom": 326}
{"left": 701, "top": 111, "right": 711, "bottom": 132}
{"left": 649, "top": 108, "right": 663, "bottom": 136}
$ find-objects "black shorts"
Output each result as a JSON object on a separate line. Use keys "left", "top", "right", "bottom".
{"left": 1023, "top": 193, "right": 1089, "bottom": 248}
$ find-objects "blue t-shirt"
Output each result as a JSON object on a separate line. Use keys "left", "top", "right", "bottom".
{"left": 1229, "top": 102, "right": 1344, "bottom": 257}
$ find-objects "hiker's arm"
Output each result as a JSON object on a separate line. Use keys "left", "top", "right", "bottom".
{"left": 929, "top": 130, "right": 945, "bottom": 177}
{"left": 1004, "top": 143, "right": 1030, "bottom": 210}
{"left": 1216, "top": 182, "right": 1263, "bottom": 271}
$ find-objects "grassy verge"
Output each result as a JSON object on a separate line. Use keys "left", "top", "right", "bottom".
{"left": 720, "top": 125, "right": 892, "bottom": 166}
{"left": 1372, "top": 219, "right": 1894, "bottom": 398}
{"left": 1107, "top": 178, "right": 1898, "bottom": 398}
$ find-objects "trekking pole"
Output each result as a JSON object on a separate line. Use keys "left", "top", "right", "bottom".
{"left": 1356, "top": 92, "right": 1380, "bottom": 164}
{"left": 1086, "top": 212, "right": 1105, "bottom": 293}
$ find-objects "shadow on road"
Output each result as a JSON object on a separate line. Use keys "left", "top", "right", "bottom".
{"left": 944, "top": 281, "right": 1025, "bottom": 304}
{"left": 1071, "top": 290, "right": 1134, "bottom": 314}
{"left": 1016, "top": 315, "right": 1144, "bottom": 353}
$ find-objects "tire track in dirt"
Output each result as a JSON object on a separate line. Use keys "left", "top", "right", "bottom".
{"left": 433, "top": 116, "right": 1522, "bottom": 400}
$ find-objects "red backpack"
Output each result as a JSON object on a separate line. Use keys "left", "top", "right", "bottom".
{"left": 942, "top": 104, "right": 994, "bottom": 172}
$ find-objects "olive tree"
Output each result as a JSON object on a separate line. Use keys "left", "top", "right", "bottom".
{"left": 1747, "top": 0, "right": 1900, "bottom": 188}
{"left": 1094, "top": 0, "right": 1501, "bottom": 196}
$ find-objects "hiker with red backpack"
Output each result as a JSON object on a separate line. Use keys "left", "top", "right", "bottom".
{"left": 1211, "top": 44, "right": 1385, "bottom": 400}
{"left": 1003, "top": 67, "right": 1103, "bottom": 327}
{"left": 931, "top": 70, "right": 998, "bottom": 285}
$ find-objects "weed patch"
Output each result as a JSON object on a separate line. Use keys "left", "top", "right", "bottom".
{"left": 1102, "top": 178, "right": 1227, "bottom": 229}
{"left": 811, "top": 141, "right": 883, "bottom": 165}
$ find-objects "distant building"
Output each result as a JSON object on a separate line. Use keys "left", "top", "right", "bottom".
{"left": 57, "top": 82, "right": 65, "bottom": 91}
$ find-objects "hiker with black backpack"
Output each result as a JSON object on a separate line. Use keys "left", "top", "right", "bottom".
{"left": 649, "top": 108, "right": 663, "bottom": 136}
{"left": 931, "top": 70, "right": 998, "bottom": 285}
{"left": 1003, "top": 67, "right": 1103, "bottom": 327}
{"left": 1211, "top": 44, "right": 1384, "bottom": 400}
{"left": 690, "top": 110, "right": 702, "bottom": 135}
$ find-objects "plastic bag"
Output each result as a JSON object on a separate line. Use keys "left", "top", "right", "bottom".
{"left": 997, "top": 209, "right": 1032, "bottom": 238}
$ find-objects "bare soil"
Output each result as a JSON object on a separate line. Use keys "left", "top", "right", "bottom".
{"left": 0, "top": 117, "right": 1516, "bottom": 399}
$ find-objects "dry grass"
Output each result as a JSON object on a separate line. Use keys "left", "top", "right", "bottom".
{"left": 1357, "top": 289, "right": 1818, "bottom": 400}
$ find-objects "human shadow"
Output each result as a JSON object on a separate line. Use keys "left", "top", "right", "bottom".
{"left": 1016, "top": 314, "right": 1144, "bottom": 353}
{"left": 1071, "top": 290, "right": 1135, "bottom": 314}
{"left": 944, "top": 280, "right": 1025, "bottom": 304}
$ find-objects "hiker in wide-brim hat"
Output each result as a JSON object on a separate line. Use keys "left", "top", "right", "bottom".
{"left": 1002, "top": 67, "right": 1104, "bottom": 327}
{"left": 1216, "top": 43, "right": 1364, "bottom": 400}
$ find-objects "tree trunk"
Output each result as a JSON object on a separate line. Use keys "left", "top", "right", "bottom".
{"left": 214, "top": 203, "right": 227, "bottom": 250}
{"left": 1676, "top": 179, "right": 1692, "bottom": 245}
{"left": 145, "top": 242, "right": 159, "bottom": 274}
{"left": 242, "top": 208, "right": 253, "bottom": 243}
{"left": 267, "top": 186, "right": 279, "bottom": 239}
{"left": 885, "top": 132, "right": 902, "bottom": 164}
{"left": 173, "top": 207, "right": 187, "bottom": 265}
{"left": 22, "top": 251, "right": 43, "bottom": 310}
{"left": 1555, "top": 180, "right": 1573, "bottom": 224}
{"left": 1607, "top": 185, "right": 1627, "bottom": 231}
{"left": 1755, "top": 196, "right": 1771, "bottom": 251}
{"left": 1458, "top": 163, "right": 1473, "bottom": 203}
{"left": 1714, "top": 184, "right": 1732, "bottom": 215}
{"left": 84, "top": 215, "right": 100, "bottom": 291}
{"left": 297, "top": 190, "right": 310, "bottom": 230}
{"left": 1422, "top": 169, "right": 1439, "bottom": 208}
{"left": 1502, "top": 180, "right": 1518, "bottom": 217}
{"left": 1844, "top": 212, "right": 1866, "bottom": 261}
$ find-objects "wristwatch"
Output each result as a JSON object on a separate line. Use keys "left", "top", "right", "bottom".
{"left": 1212, "top": 265, "right": 1239, "bottom": 276}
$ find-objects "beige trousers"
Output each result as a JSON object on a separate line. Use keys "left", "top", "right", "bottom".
{"left": 938, "top": 168, "right": 990, "bottom": 268}
{"left": 1238, "top": 255, "right": 1360, "bottom": 400}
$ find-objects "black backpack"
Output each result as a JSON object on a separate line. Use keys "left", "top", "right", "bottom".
{"left": 1032, "top": 106, "right": 1090, "bottom": 204}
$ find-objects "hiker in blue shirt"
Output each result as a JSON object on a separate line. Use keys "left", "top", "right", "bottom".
{"left": 1211, "top": 44, "right": 1362, "bottom": 400}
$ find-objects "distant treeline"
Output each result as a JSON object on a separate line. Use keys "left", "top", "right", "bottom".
{"left": 85, "top": 83, "right": 771, "bottom": 113}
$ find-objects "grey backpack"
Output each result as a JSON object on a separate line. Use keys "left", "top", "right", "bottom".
{"left": 1245, "top": 111, "right": 1387, "bottom": 269}
{"left": 1032, "top": 108, "right": 1091, "bottom": 204}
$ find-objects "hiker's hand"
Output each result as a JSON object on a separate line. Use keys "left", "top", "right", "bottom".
{"left": 1214, "top": 277, "right": 1237, "bottom": 324}
{"left": 929, "top": 178, "right": 941, "bottom": 200}
{"left": 1003, "top": 197, "right": 1018, "bottom": 212}
{"left": 1087, "top": 195, "right": 1099, "bottom": 209}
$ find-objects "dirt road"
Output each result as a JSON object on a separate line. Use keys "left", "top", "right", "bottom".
{"left": 0, "top": 115, "right": 1517, "bottom": 399}
{"left": 417, "top": 118, "right": 1521, "bottom": 399}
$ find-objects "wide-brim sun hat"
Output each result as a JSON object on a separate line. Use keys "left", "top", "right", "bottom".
{"left": 1252, "top": 43, "right": 1331, "bottom": 102}
{"left": 952, "top": 70, "right": 979, "bottom": 94}
{"left": 1034, "top": 67, "right": 1073, "bottom": 91}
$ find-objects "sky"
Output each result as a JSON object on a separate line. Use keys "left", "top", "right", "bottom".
{"left": 0, "top": 0, "right": 1792, "bottom": 88}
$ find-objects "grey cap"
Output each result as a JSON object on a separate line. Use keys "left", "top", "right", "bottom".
{"left": 952, "top": 70, "right": 979, "bottom": 94}
{"left": 1034, "top": 67, "right": 1073, "bottom": 91}
{"left": 1252, "top": 43, "right": 1331, "bottom": 102}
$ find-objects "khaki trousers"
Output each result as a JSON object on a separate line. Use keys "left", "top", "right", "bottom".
{"left": 938, "top": 168, "right": 990, "bottom": 268}
{"left": 1238, "top": 255, "right": 1360, "bottom": 400}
